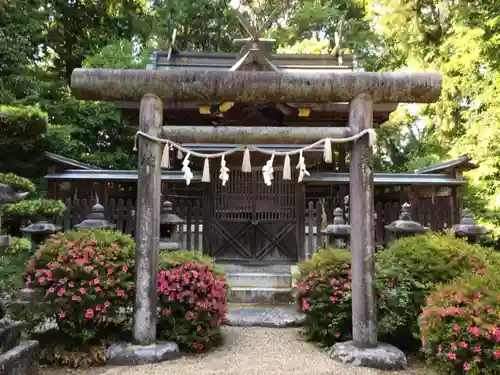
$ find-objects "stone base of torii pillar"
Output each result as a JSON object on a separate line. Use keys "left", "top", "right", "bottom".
{"left": 328, "top": 94, "right": 407, "bottom": 370}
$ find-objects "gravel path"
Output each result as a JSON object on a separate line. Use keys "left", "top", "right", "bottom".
{"left": 49, "top": 327, "right": 428, "bottom": 375}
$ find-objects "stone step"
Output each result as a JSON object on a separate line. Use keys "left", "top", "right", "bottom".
{"left": 225, "top": 304, "right": 304, "bottom": 328}
{"left": 223, "top": 264, "right": 293, "bottom": 274}
{"left": 229, "top": 287, "right": 294, "bottom": 304}
{"left": 226, "top": 272, "right": 292, "bottom": 289}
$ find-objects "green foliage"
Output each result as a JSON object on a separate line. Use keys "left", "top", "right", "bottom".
{"left": 4, "top": 198, "right": 66, "bottom": 219}
{"left": 0, "top": 105, "right": 48, "bottom": 141}
{"left": 83, "top": 39, "right": 150, "bottom": 69}
{"left": 295, "top": 248, "right": 352, "bottom": 346}
{"left": 420, "top": 271, "right": 500, "bottom": 375}
{"left": 42, "top": 0, "right": 150, "bottom": 83}
{"left": 0, "top": 173, "right": 36, "bottom": 193}
{"left": 26, "top": 229, "right": 135, "bottom": 342}
{"left": 376, "top": 233, "right": 500, "bottom": 343}
{"left": 0, "top": 237, "right": 32, "bottom": 297}
{"left": 159, "top": 250, "right": 224, "bottom": 276}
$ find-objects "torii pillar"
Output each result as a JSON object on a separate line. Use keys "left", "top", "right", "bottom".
{"left": 70, "top": 68, "right": 442, "bottom": 368}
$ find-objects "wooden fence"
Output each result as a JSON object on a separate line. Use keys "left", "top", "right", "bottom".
{"left": 55, "top": 195, "right": 456, "bottom": 259}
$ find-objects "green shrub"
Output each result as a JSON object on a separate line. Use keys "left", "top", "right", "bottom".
{"left": 0, "top": 237, "right": 32, "bottom": 297}
{"left": 376, "top": 233, "right": 500, "bottom": 344}
{"left": 26, "top": 229, "right": 135, "bottom": 343}
{"left": 158, "top": 250, "right": 224, "bottom": 275}
{"left": 0, "top": 173, "right": 36, "bottom": 193}
{"left": 157, "top": 251, "right": 228, "bottom": 352}
{"left": 4, "top": 198, "right": 66, "bottom": 219}
{"left": 420, "top": 271, "right": 500, "bottom": 375}
{"left": 295, "top": 248, "right": 352, "bottom": 346}
{"left": 0, "top": 105, "right": 48, "bottom": 140}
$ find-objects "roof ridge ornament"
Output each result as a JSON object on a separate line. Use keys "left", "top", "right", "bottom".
{"left": 231, "top": 8, "right": 279, "bottom": 70}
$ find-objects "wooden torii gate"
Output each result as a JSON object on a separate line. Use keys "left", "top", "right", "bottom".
{"left": 70, "top": 20, "right": 442, "bottom": 366}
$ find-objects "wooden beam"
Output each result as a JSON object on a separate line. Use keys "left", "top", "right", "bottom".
{"left": 113, "top": 101, "right": 399, "bottom": 113}
{"left": 71, "top": 69, "right": 442, "bottom": 104}
{"left": 161, "top": 126, "right": 352, "bottom": 144}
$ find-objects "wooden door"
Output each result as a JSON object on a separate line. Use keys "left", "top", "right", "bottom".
{"left": 205, "top": 169, "right": 300, "bottom": 264}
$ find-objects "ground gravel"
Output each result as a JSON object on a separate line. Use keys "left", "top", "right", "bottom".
{"left": 42, "top": 327, "right": 434, "bottom": 375}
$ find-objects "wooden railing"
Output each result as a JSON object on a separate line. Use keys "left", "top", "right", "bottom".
{"left": 56, "top": 196, "right": 456, "bottom": 260}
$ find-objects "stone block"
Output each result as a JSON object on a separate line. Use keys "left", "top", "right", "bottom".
{"left": 0, "top": 340, "right": 39, "bottom": 375}
{"left": 329, "top": 340, "right": 407, "bottom": 371}
{"left": 107, "top": 341, "right": 180, "bottom": 366}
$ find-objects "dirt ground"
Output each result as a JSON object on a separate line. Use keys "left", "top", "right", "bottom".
{"left": 40, "top": 327, "right": 435, "bottom": 375}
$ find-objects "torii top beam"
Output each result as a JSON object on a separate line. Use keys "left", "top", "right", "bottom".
{"left": 70, "top": 68, "right": 442, "bottom": 104}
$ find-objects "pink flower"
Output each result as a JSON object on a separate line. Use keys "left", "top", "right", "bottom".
{"left": 447, "top": 352, "right": 457, "bottom": 360}
{"left": 71, "top": 295, "right": 81, "bottom": 302}
{"left": 79, "top": 288, "right": 86, "bottom": 295}
{"left": 38, "top": 277, "right": 46, "bottom": 285}
{"left": 47, "top": 287, "right": 55, "bottom": 294}
{"left": 472, "top": 346, "right": 481, "bottom": 353}
{"left": 463, "top": 362, "right": 471, "bottom": 371}
{"left": 494, "top": 350, "right": 500, "bottom": 359}
{"left": 58, "top": 311, "right": 66, "bottom": 319}
{"left": 116, "top": 289, "right": 126, "bottom": 297}
{"left": 57, "top": 287, "right": 65, "bottom": 297}
{"left": 301, "top": 298, "right": 310, "bottom": 311}
{"left": 468, "top": 327, "right": 481, "bottom": 336}
{"left": 122, "top": 265, "right": 128, "bottom": 272}
{"left": 84, "top": 308, "right": 94, "bottom": 319}
{"left": 450, "top": 343, "right": 457, "bottom": 350}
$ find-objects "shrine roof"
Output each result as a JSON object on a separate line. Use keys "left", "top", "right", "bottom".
{"left": 45, "top": 169, "right": 465, "bottom": 186}
{"left": 148, "top": 48, "right": 355, "bottom": 73}
{"left": 44, "top": 151, "right": 102, "bottom": 170}
{"left": 415, "top": 155, "right": 478, "bottom": 174}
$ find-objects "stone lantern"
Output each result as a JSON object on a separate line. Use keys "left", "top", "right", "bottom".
{"left": 0, "top": 184, "right": 29, "bottom": 251}
{"left": 385, "top": 202, "right": 427, "bottom": 242}
{"left": 321, "top": 207, "right": 350, "bottom": 249}
{"left": 74, "top": 199, "right": 116, "bottom": 230}
{"left": 159, "top": 201, "right": 184, "bottom": 252}
{"left": 21, "top": 220, "right": 62, "bottom": 253}
{"left": 452, "top": 208, "right": 491, "bottom": 243}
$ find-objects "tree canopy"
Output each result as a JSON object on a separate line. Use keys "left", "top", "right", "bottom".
{"left": 1, "top": 0, "right": 499, "bottom": 219}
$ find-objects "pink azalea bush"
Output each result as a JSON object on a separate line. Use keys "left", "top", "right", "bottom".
{"left": 156, "top": 251, "right": 228, "bottom": 352}
{"left": 420, "top": 270, "right": 500, "bottom": 375}
{"left": 295, "top": 248, "right": 352, "bottom": 346}
{"left": 26, "top": 229, "right": 135, "bottom": 342}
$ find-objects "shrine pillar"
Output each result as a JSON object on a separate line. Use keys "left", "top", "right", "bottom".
{"left": 133, "top": 94, "right": 163, "bottom": 345}
{"left": 348, "top": 93, "right": 377, "bottom": 348}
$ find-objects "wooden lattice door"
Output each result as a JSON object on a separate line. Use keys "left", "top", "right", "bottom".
{"left": 205, "top": 169, "right": 300, "bottom": 264}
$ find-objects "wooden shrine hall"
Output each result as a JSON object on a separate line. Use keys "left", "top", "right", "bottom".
{"left": 63, "top": 22, "right": 453, "bottom": 265}
{"left": 69, "top": 8, "right": 445, "bottom": 354}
